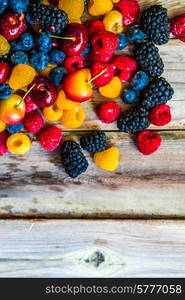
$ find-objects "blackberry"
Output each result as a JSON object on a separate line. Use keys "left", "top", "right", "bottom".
{"left": 134, "top": 42, "right": 164, "bottom": 77}
{"left": 117, "top": 106, "right": 150, "bottom": 133}
{"left": 61, "top": 141, "right": 88, "bottom": 178}
{"left": 140, "top": 77, "right": 174, "bottom": 109}
{"left": 141, "top": 5, "right": 170, "bottom": 45}
{"left": 80, "top": 131, "right": 107, "bottom": 152}
{"left": 28, "top": 3, "right": 68, "bottom": 35}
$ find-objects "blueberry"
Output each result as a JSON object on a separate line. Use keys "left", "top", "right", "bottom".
{"left": 29, "top": 51, "right": 49, "bottom": 71}
{"left": 127, "top": 25, "right": 147, "bottom": 43}
{"left": 132, "top": 71, "right": 149, "bottom": 91}
{"left": 80, "top": 43, "right": 91, "bottom": 56}
{"left": 0, "top": 84, "right": 12, "bottom": 99}
{"left": 37, "top": 34, "right": 52, "bottom": 53}
{"left": 0, "top": 0, "right": 9, "bottom": 15}
{"left": 10, "top": 0, "right": 29, "bottom": 13}
{"left": 11, "top": 51, "right": 28, "bottom": 65}
{"left": 117, "top": 34, "right": 128, "bottom": 50}
{"left": 11, "top": 33, "right": 34, "bottom": 52}
{"left": 7, "top": 123, "right": 23, "bottom": 134}
{"left": 49, "top": 50, "right": 66, "bottom": 65}
{"left": 121, "top": 89, "right": 137, "bottom": 104}
{"left": 49, "top": 67, "right": 67, "bottom": 85}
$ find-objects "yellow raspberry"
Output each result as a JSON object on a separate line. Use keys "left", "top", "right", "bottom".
{"left": 9, "top": 64, "right": 36, "bottom": 90}
{"left": 7, "top": 133, "right": 31, "bottom": 155}
{"left": 43, "top": 101, "right": 63, "bottom": 122}
{"left": 38, "top": 64, "right": 57, "bottom": 77}
{"left": 103, "top": 10, "right": 124, "bottom": 34}
{"left": 0, "top": 120, "right": 6, "bottom": 132}
{"left": 0, "top": 35, "right": 10, "bottom": 56}
{"left": 57, "top": 90, "right": 77, "bottom": 111}
{"left": 59, "top": 0, "right": 84, "bottom": 23}
{"left": 60, "top": 104, "right": 85, "bottom": 129}
{"left": 94, "top": 146, "right": 119, "bottom": 171}
{"left": 88, "top": 0, "right": 113, "bottom": 16}
{"left": 99, "top": 76, "right": 122, "bottom": 98}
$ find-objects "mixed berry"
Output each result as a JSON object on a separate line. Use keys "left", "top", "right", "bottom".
{"left": 0, "top": 0, "right": 183, "bottom": 177}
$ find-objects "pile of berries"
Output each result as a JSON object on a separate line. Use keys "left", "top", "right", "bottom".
{"left": 0, "top": 0, "right": 183, "bottom": 177}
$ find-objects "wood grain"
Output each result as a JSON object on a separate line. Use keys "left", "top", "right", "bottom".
{"left": 1, "top": 131, "right": 185, "bottom": 218}
{"left": 0, "top": 219, "right": 185, "bottom": 277}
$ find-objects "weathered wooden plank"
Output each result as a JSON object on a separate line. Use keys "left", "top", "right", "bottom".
{"left": 1, "top": 131, "right": 185, "bottom": 218}
{"left": 0, "top": 219, "right": 185, "bottom": 277}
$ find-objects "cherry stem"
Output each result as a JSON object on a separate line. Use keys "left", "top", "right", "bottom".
{"left": 40, "top": 32, "right": 75, "bottom": 41}
{"left": 16, "top": 84, "right": 36, "bottom": 108}
{"left": 88, "top": 68, "right": 108, "bottom": 84}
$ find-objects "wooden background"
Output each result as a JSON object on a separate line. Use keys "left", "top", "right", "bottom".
{"left": 0, "top": 0, "right": 185, "bottom": 278}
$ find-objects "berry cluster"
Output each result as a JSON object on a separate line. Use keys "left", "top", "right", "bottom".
{"left": 0, "top": 0, "right": 181, "bottom": 176}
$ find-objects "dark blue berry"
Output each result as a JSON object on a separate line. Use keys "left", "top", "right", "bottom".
{"left": 0, "top": 0, "right": 9, "bottom": 15}
{"left": 37, "top": 34, "right": 52, "bottom": 53}
{"left": 49, "top": 67, "right": 67, "bottom": 85}
{"left": 11, "top": 51, "right": 28, "bottom": 65}
{"left": 7, "top": 123, "right": 23, "bottom": 134}
{"left": 121, "top": 89, "right": 137, "bottom": 104}
{"left": 49, "top": 50, "right": 66, "bottom": 64}
{"left": 11, "top": 33, "right": 34, "bottom": 52}
{"left": 0, "top": 84, "right": 12, "bottom": 99}
{"left": 10, "top": 0, "right": 29, "bottom": 13}
{"left": 127, "top": 25, "right": 147, "bottom": 43}
{"left": 29, "top": 51, "right": 49, "bottom": 70}
{"left": 116, "top": 34, "right": 128, "bottom": 50}
{"left": 132, "top": 71, "right": 149, "bottom": 91}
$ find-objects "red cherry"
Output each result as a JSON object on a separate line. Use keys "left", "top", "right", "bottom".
{"left": 60, "top": 23, "right": 88, "bottom": 56}
{"left": 0, "top": 62, "right": 10, "bottom": 84}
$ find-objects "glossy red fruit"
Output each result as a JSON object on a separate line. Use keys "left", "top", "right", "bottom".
{"left": 84, "top": 20, "right": 105, "bottom": 37}
{"left": 91, "top": 62, "right": 114, "bottom": 87}
{"left": 0, "top": 62, "right": 10, "bottom": 84}
{"left": 136, "top": 130, "right": 162, "bottom": 156}
{"left": 116, "top": 0, "right": 140, "bottom": 26}
{"left": 112, "top": 55, "right": 138, "bottom": 81}
{"left": 90, "top": 30, "right": 118, "bottom": 62}
{"left": 63, "top": 55, "right": 84, "bottom": 72}
{"left": 170, "top": 13, "right": 185, "bottom": 42}
{"left": 63, "top": 69, "right": 93, "bottom": 102}
{"left": 29, "top": 76, "right": 57, "bottom": 108}
{"left": 0, "top": 13, "right": 27, "bottom": 41}
{"left": 17, "top": 90, "right": 38, "bottom": 113}
{"left": 60, "top": 23, "right": 88, "bottom": 56}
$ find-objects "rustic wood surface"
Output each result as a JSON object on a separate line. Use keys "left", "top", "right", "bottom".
{"left": 0, "top": 219, "right": 185, "bottom": 277}
{"left": 0, "top": 0, "right": 185, "bottom": 219}
{"left": 0, "top": 131, "right": 185, "bottom": 218}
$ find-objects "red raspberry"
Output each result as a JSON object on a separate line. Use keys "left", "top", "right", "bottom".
{"left": 84, "top": 20, "right": 105, "bottom": 37}
{"left": 0, "top": 130, "right": 10, "bottom": 156}
{"left": 112, "top": 55, "right": 138, "bottom": 81}
{"left": 136, "top": 130, "right": 162, "bottom": 156}
{"left": 149, "top": 104, "right": 171, "bottom": 126}
{"left": 116, "top": 0, "right": 140, "bottom": 26}
{"left": 91, "top": 62, "right": 114, "bottom": 87}
{"left": 91, "top": 31, "right": 118, "bottom": 63}
{"left": 63, "top": 55, "right": 84, "bottom": 73}
{"left": 38, "top": 126, "right": 62, "bottom": 151}
{"left": 23, "top": 111, "right": 44, "bottom": 133}
{"left": 170, "top": 13, "right": 185, "bottom": 42}
{"left": 98, "top": 101, "right": 121, "bottom": 124}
